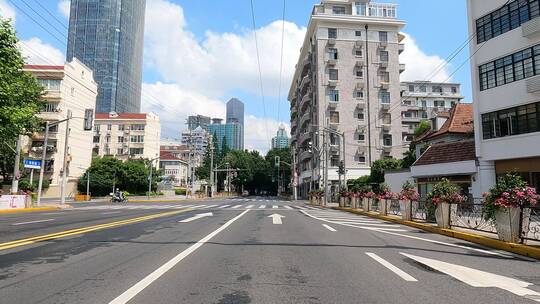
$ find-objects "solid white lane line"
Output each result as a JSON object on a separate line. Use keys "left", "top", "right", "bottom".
{"left": 101, "top": 211, "right": 122, "bottom": 215}
{"left": 218, "top": 205, "right": 230, "bottom": 209}
{"left": 12, "top": 219, "right": 55, "bottom": 226}
{"left": 246, "top": 205, "right": 254, "bottom": 209}
{"left": 322, "top": 224, "right": 337, "bottom": 232}
{"left": 231, "top": 205, "right": 242, "bottom": 209}
{"left": 366, "top": 253, "right": 417, "bottom": 282}
{"left": 301, "top": 210, "right": 506, "bottom": 257}
{"left": 109, "top": 210, "right": 249, "bottom": 304}
{"left": 178, "top": 212, "right": 213, "bottom": 223}
{"left": 259, "top": 205, "right": 266, "bottom": 209}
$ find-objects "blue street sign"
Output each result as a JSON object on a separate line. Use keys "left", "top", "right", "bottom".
{"left": 24, "top": 159, "right": 42, "bottom": 169}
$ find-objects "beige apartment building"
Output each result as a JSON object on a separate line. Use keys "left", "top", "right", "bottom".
{"left": 93, "top": 112, "right": 161, "bottom": 163}
{"left": 400, "top": 81, "right": 464, "bottom": 144}
{"left": 289, "top": 0, "right": 406, "bottom": 198}
{"left": 23, "top": 59, "right": 97, "bottom": 198}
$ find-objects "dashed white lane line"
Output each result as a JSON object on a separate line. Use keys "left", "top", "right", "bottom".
{"left": 231, "top": 205, "right": 242, "bottom": 209}
{"left": 322, "top": 224, "right": 337, "bottom": 232}
{"left": 12, "top": 219, "right": 55, "bottom": 226}
{"left": 246, "top": 205, "right": 254, "bottom": 209}
{"left": 108, "top": 210, "right": 250, "bottom": 304}
{"left": 366, "top": 253, "right": 417, "bottom": 282}
{"left": 259, "top": 205, "right": 266, "bottom": 209}
{"left": 218, "top": 205, "right": 230, "bottom": 209}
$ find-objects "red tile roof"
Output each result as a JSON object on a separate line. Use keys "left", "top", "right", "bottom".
{"left": 95, "top": 113, "right": 147, "bottom": 120}
{"left": 414, "top": 140, "right": 476, "bottom": 166}
{"left": 160, "top": 151, "right": 185, "bottom": 161}
{"left": 427, "top": 104, "right": 474, "bottom": 139}
{"left": 23, "top": 65, "right": 64, "bottom": 70}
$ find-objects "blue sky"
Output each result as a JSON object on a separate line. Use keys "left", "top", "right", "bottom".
{"left": 0, "top": 0, "right": 472, "bottom": 151}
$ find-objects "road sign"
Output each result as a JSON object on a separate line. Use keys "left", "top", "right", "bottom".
{"left": 24, "top": 159, "right": 42, "bottom": 169}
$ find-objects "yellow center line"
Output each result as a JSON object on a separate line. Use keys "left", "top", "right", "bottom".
{"left": 0, "top": 209, "right": 192, "bottom": 251}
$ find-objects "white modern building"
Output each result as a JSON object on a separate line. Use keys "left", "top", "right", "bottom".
{"left": 467, "top": 0, "right": 540, "bottom": 193}
{"left": 289, "top": 0, "right": 406, "bottom": 198}
{"left": 181, "top": 126, "right": 209, "bottom": 162}
{"left": 93, "top": 112, "right": 161, "bottom": 163}
{"left": 23, "top": 60, "right": 97, "bottom": 198}
{"left": 160, "top": 150, "right": 189, "bottom": 187}
{"left": 400, "top": 81, "right": 464, "bottom": 144}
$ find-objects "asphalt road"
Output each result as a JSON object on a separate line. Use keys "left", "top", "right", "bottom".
{"left": 1, "top": 197, "right": 540, "bottom": 303}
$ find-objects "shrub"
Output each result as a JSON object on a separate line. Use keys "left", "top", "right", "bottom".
{"left": 427, "top": 178, "right": 466, "bottom": 205}
{"left": 483, "top": 173, "right": 539, "bottom": 220}
{"left": 399, "top": 181, "right": 419, "bottom": 201}
{"left": 175, "top": 188, "right": 187, "bottom": 195}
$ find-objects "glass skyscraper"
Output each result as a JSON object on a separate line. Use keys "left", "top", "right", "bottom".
{"left": 67, "top": 0, "right": 146, "bottom": 113}
{"left": 208, "top": 118, "right": 243, "bottom": 151}
{"left": 226, "top": 98, "right": 244, "bottom": 149}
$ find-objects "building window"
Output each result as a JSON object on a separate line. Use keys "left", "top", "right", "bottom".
{"left": 332, "top": 6, "right": 346, "bottom": 14}
{"left": 329, "top": 69, "right": 339, "bottom": 80}
{"left": 356, "top": 69, "right": 364, "bottom": 78}
{"left": 379, "top": 89, "right": 390, "bottom": 104}
{"left": 403, "top": 111, "right": 413, "bottom": 118}
{"left": 358, "top": 156, "right": 366, "bottom": 164}
{"left": 357, "top": 109, "right": 365, "bottom": 120}
{"left": 379, "top": 31, "right": 388, "bottom": 42}
{"left": 131, "top": 124, "right": 145, "bottom": 131}
{"left": 105, "top": 135, "right": 110, "bottom": 143}
{"left": 118, "top": 136, "right": 125, "bottom": 143}
{"left": 408, "top": 85, "right": 415, "bottom": 92}
{"left": 356, "top": 90, "right": 364, "bottom": 99}
{"left": 380, "top": 50, "right": 389, "bottom": 62}
{"left": 92, "top": 146, "right": 99, "bottom": 155}
{"left": 432, "top": 86, "right": 443, "bottom": 93}
{"left": 328, "top": 48, "right": 338, "bottom": 60}
{"left": 356, "top": 3, "right": 367, "bottom": 16}
{"left": 93, "top": 136, "right": 100, "bottom": 143}
{"left": 328, "top": 28, "right": 337, "bottom": 39}
{"left": 451, "top": 86, "right": 458, "bottom": 93}
{"left": 94, "top": 125, "right": 100, "bottom": 132}
{"left": 434, "top": 100, "right": 445, "bottom": 107}
{"left": 476, "top": 0, "right": 540, "bottom": 44}
{"left": 70, "top": 87, "right": 75, "bottom": 96}
{"left": 330, "top": 111, "right": 340, "bottom": 124}
{"left": 404, "top": 135, "right": 414, "bottom": 142}
{"left": 481, "top": 101, "right": 540, "bottom": 139}
{"left": 419, "top": 85, "right": 427, "bottom": 92}
{"left": 130, "top": 135, "right": 145, "bottom": 143}
{"left": 328, "top": 90, "right": 339, "bottom": 102}
{"left": 380, "top": 71, "right": 390, "bottom": 82}
{"left": 355, "top": 30, "right": 362, "bottom": 37}
{"left": 118, "top": 125, "right": 125, "bottom": 131}
{"left": 129, "top": 148, "right": 144, "bottom": 155}
{"left": 479, "top": 44, "right": 540, "bottom": 91}
{"left": 117, "top": 148, "right": 124, "bottom": 155}
{"left": 355, "top": 49, "right": 363, "bottom": 57}
{"left": 37, "top": 78, "right": 61, "bottom": 90}
{"left": 331, "top": 156, "right": 340, "bottom": 167}
{"left": 358, "top": 133, "right": 365, "bottom": 142}
{"left": 42, "top": 102, "right": 58, "bottom": 112}
{"left": 421, "top": 111, "right": 428, "bottom": 119}
{"left": 383, "top": 134, "right": 393, "bottom": 146}
{"left": 382, "top": 113, "right": 391, "bottom": 124}
{"left": 107, "top": 124, "right": 112, "bottom": 131}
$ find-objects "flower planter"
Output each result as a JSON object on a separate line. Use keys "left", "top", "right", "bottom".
{"left": 380, "top": 199, "right": 388, "bottom": 216}
{"left": 362, "top": 198, "right": 370, "bottom": 212}
{"left": 400, "top": 200, "right": 411, "bottom": 221}
{"left": 435, "top": 202, "right": 451, "bottom": 229}
{"left": 340, "top": 197, "right": 345, "bottom": 207}
{"left": 351, "top": 197, "right": 357, "bottom": 209}
{"left": 494, "top": 207, "right": 531, "bottom": 243}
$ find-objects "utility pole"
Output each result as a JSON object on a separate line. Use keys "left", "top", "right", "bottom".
{"left": 209, "top": 143, "right": 214, "bottom": 197}
{"left": 342, "top": 131, "right": 348, "bottom": 190}
{"left": 323, "top": 132, "right": 329, "bottom": 206}
{"left": 365, "top": 24, "right": 373, "bottom": 166}
{"left": 148, "top": 160, "right": 153, "bottom": 199}
{"left": 86, "top": 171, "right": 90, "bottom": 200}
{"left": 11, "top": 135, "right": 22, "bottom": 194}
{"left": 292, "top": 144, "right": 297, "bottom": 201}
{"left": 60, "top": 110, "right": 72, "bottom": 205}
{"left": 36, "top": 121, "right": 49, "bottom": 206}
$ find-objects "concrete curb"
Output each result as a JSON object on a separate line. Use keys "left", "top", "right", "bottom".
{"left": 0, "top": 207, "right": 59, "bottom": 215}
{"left": 334, "top": 207, "right": 540, "bottom": 260}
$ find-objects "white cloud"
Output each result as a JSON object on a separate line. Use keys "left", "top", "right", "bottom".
{"left": 245, "top": 115, "right": 290, "bottom": 153}
{"left": 19, "top": 37, "right": 65, "bottom": 65}
{"left": 58, "top": 0, "right": 70, "bottom": 19}
{"left": 400, "top": 33, "right": 451, "bottom": 82}
{"left": 144, "top": 0, "right": 306, "bottom": 98}
{"left": 0, "top": 0, "right": 16, "bottom": 21}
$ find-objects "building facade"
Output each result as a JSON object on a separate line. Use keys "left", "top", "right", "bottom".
{"left": 93, "top": 112, "right": 161, "bottom": 162}
{"left": 400, "top": 81, "right": 464, "bottom": 144}
{"left": 181, "top": 126, "right": 209, "bottom": 157}
{"left": 23, "top": 60, "right": 97, "bottom": 198}
{"left": 272, "top": 125, "right": 290, "bottom": 149}
{"left": 208, "top": 118, "right": 243, "bottom": 151}
{"left": 467, "top": 0, "right": 540, "bottom": 194}
{"left": 187, "top": 115, "right": 211, "bottom": 131}
{"left": 67, "top": 0, "right": 146, "bottom": 113}
{"left": 226, "top": 98, "right": 244, "bottom": 149}
{"left": 160, "top": 151, "right": 188, "bottom": 187}
{"left": 289, "top": 0, "right": 406, "bottom": 198}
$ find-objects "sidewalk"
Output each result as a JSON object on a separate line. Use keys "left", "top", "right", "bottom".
{"left": 329, "top": 205, "right": 540, "bottom": 260}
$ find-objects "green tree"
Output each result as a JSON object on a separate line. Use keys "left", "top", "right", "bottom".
{"left": 0, "top": 18, "right": 43, "bottom": 180}
{"left": 369, "top": 158, "right": 402, "bottom": 186}
{"left": 414, "top": 120, "right": 431, "bottom": 137}
{"left": 265, "top": 147, "right": 292, "bottom": 194}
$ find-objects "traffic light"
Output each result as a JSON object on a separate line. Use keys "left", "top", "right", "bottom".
{"left": 275, "top": 156, "right": 280, "bottom": 167}
{"left": 307, "top": 141, "right": 313, "bottom": 153}
{"left": 338, "top": 160, "right": 345, "bottom": 175}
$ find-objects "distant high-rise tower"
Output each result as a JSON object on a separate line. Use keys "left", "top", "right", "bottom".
{"left": 187, "top": 115, "right": 211, "bottom": 131}
{"left": 272, "top": 125, "right": 290, "bottom": 149}
{"left": 67, "top": 0, "right": 146, "bottom": 113}
{"left": 226, "top": 98, "right": 244, "bottom": 149}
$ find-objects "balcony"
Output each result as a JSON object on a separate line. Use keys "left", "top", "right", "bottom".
{"left": 326, "top": 58, "right": 337, "bottom": 66}
{"left": 327, "top": 38, "right": 336, "bottom": 45}
{"left": 327, "top": 79, "right": 338, "bottom": 87}
{"left": 300, "top": 75, "right": 310, "bottom": 90}
{"left": 522, "top": 17, "right": 540, "bottom": 39}
{"left": 299, "top": 150, "right": 312, "bottom": 163}
{"left": 381, "top": 122, "right": 392, "bottom": 131}
{"left": 329, "top": 144, "right": 340, "bottom": 154}
{"left": 43, "top": 90, "right": 61, "bottom": 100}
{"left": 402, "top": 116, "right": 421, "bottom": 123}
{"left": 355, "top": 60, "right": 365, "bottom": 67}
{"left": 328, "top": 121, "right": 340, "bottom": 130}
{"left": 378, "top": 41, "right": 388, "bottom": 49}
{"left": 380, "top": 102, "right": 391, "bottom": 110}
{"left": 398, "top": 43, "right": 405, "bottom": 54}
{"left": 313, "top": 2, "right": 397, "bottom": 19}
{"left": 300, "top": 112, "right": 311, "bottom": 128}
{"left": 328, "top": 100, "right": 338, "bottom": 109}
{"left": 300, "top": 95, "right": 310, "bottom": 111}
{"left": 356, "top": 82, "right": 365, "bottom": 89}
{"left": 299, "top": 132, "right": 311, "bottom": 145}
{"left": 379, "top": 81, "right": 389, "bottom": 89}
{"left": 379, "top": 61, "right": 388, "bottom": 69}
{"left": 399, "top": 63, "right": 406, "bottom": 73}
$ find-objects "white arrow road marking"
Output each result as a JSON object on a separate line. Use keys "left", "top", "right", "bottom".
{"left": 109, "top": 210, "right": 249, "bottom": 304}
{"left": 366, "top": 253, "right": 417, "bottom": 282}
{"left": 322, "top": 224, "right": 337, "bottom": 232}
{"left": 268, "top": 214, "right": 285, "bottom": 225}
{"left": 178, "top": 212, "right": 213, "bottom": 223}
{"left": 12, "top": 219, "right": 55, "bottom": 226}
{"left": 400, "top": 253, "right": 540, "bottom": 302}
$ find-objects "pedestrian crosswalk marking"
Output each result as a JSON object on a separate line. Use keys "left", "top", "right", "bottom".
{"left": 218, "top": 205, "right": 230, "bottom": 209}
{"left": 76, "top": 204, "right": 305, "bottom": 211}
{"left": 259, "top": 205, "right": 266, "bottom": 209}
{"left": 231, "top": 205, "right": 242, "bottom": 209}
{"left": 272, "top": 205, "right": 278, "bottom": 209}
